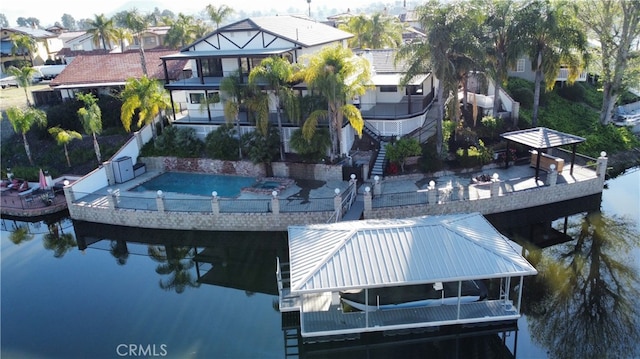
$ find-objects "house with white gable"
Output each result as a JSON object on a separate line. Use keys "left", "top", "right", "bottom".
{"left": 160, "top": 15, "right": 435, "bottom": 158}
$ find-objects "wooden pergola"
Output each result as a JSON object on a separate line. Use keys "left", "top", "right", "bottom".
{"left": 500, "top": 127, "right": 586, "bottom": 182}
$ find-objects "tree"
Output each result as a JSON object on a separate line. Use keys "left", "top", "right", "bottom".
{"left": 479, "top": 0, "right": 526, "bottom": 121}
{"left": 516, "top": 0, "right": 589, "bottom": 127}
{"left": 289, "top": 128, "right": 331, "bottom": 162}
{"left": 396, "top": 0, "right": 469, "bottom": 155}
{"left": 249, "top": 56, "right": 299, "bottom": 160}
{"left": 76, "top": 93, "right": 103, "bottom": 164}
{"left": 16, "top": 17, "right": 40, "bottom": 28}
{"left": 220, "top": 70, "right": 246, "bottom": 159}
{"left": 385, "top": 138, "right": 422, "bottom": 173}
{"left": 124, "top": 9, "right": 152, "bottom": 76}
{"left": 206, "top": 4, "right": 234, "bottom": 29}
{"left": 0, "top": 13, "right": 9, "bottom": 27}
{"left": 10, "top": 33, "right": 37, "bottom": 65}
{"left": 120, "top": 75, "right": 171, "bottom": 139}
{"left": 6, "top": 66, "right": 37, "bottom": 106}
{"left": 339, "top": 12, "right": 403, "bottom": 49}
{"left": 576, "top": 0, "right": 640, "bottom": 125}
{"left": 298, "top": 45, "right": 371, "bottom": 161}
{"left": 61, "top": 14, "right": 77, "bottom": 30}
{"left": 48, "top": 127, "right": 82, "bottom": 167}
{"left": 164, "top": 13, "right": 197, "bottom": 49}
{"left": 86, "top": 14, "right": 116, "bottom": 50}
{"left": 112, "top": 28, "right": 133, "bottom": 53}
{"left": 148, "top": 245, "right": 200, "bottom": 294}
{"left": 3, "top": 106, "right": 47, "bottom": 165}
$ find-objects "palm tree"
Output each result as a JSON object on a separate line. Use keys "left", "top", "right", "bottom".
{"left": 76, "top": 93, "right": 103, "bottom": 164}
{"left": 298, "top": 45, "right": 371, "bottom": 161}
{"left": 516, "top": 0, "right": 589, "bottom": 127}
{"left": 120, "top": 75, "right": 171, "bottom": 139}
{"left": 479, "top": 0, "right": 526, "bottom": 121}
{"left": 48, "top": 127, "right": 82, "bottom": 167}
{"left": 9, "top": 33, "right": 36, "bottom": 65}
{"left": 396, "top": 0, "right": 464, "bottom": 155}
{"left": 339, "top": 15, "right": 370, "bottom": 49}
{"left": 220, "top": 70, "right": 246, "bottom": 159}
{"left": 164, "top": 13, "right": 196, "bottom": 49}
{"left": 3, "top": 106, "right": 46, "bottom": 165}
{"left": 367, "top": 12, "right": 404, "bottom": 49}
{"left": 86, "top": 14, "right": 116, "bottom": 50}
{"left": 249, "top": 56, "right": 299, "bottom": 160}
{"left": 6, "top": 66, "right": 38, "bottom": 106}
{"left": 112, "top": 27, "right": 133, "bottom": 53}
{"left": 205, "top": 4, "right": 234, "bottom": 29}
{"left": 9, "top": 226, "right": 34, "bottom": 245}
{"left": 124, "top": 9, "right": 152, "bottom": 76}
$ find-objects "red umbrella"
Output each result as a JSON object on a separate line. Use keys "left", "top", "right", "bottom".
{"left": 39, "top": 169, "right": 47, "bottom": 190}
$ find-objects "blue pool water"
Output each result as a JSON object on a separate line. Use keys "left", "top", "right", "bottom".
{"left": 130, "top": 172, "right": 257, "bottom": 197}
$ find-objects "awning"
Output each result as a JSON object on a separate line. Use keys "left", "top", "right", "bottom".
{"left": 370, "top": 73, "right": 429, "bottom": 86}
{"left": 500, "top": 127, "right": 585, "bottom": 150}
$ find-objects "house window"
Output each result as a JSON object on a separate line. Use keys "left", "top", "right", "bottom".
{"left": 201, "top": 58, "right": 223, "bottom": 77}
{"left": 516, "top": 58, "right": 525, "bottom": 72}
{"left": 380, "top": 85, "right": 398, "bottom": 93}
{"left": 143, "top": 36, "right": 157, "bottom": 46}
{"left": 189, "top": 93, "right": 204, "bottom": 104}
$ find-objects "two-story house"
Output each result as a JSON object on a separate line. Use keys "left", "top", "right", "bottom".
{"left": 160, "top": 15, "right": 434, "bottom": 157}
{"left": 0, "top": 27, "right": 63, "bottom": 72}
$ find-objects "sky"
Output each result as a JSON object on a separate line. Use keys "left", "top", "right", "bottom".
{"left": 0, "top": 0, "right": 383, "bottom": 27}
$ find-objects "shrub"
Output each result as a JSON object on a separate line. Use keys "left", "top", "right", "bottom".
{"left": 289, "top": 128, "right": 330, "bottom": 162}
{"left": 511, "top": 87, "right": 534, "bottom": 109}
{"left": 557, "top": 83, "right": 585, "bottom": 102}
{"left": 455, "top": 140, "right": 493, "bottom": 167}
{"left": 205, "top": 124, "right": 240, "bottom": 160}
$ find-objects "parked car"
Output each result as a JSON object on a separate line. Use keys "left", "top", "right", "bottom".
{"left": 0, "top": 75, "right": 18, "bottom": 89}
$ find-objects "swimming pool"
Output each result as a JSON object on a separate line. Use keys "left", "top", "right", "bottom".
{"left": 130, "top": 172, "right": 257, "bottom": 197}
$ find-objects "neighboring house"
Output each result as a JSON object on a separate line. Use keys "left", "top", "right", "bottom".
{"left": 160, "top": 15, "right": 434, "bottom": 156}
{"left": 357, "top": 48, "right": 434, "bottom": 137}
{"left": 129, "top": 26, "right": 170, "bottom": 50}
{"left": 49, "top": 49, "right": 189, "bottom": 100}
{"left": 508, "top": 56, "right": 588, "bottom": 84}
{"left": 0, "top": 27, "right": 64, "bottom": 72}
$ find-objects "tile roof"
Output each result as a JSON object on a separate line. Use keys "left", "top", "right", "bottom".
{"left": 50, "top": 49, "right": 188, "bottom": 87}
{"left": 288, "top": 213, "right": 537, "bottom": 293}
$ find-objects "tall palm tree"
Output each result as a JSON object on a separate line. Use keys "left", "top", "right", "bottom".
{"left": 4, "top": 106, "right": 46, "bottom": 165}
{"left": 367, "top": 12, "right": 404, "bottom": 49}
{"left": 124, "top": 9, "right": 152, "bottom": 76}
{"left": 112, "top": 27, "right": 133, "bottom": 53}
{"left": 86, "top": 14, "right": 116, "bottom": 50}
{"left": 48, "top": 126, "right": 82, "bottom": 167}
{"left": 220, "top": 70, "right": 246, "bottom": 159}
{"left": 76, "top": 92, "right": 103, "bottom": 164}
{"left": 205, "top": 4, "right": 234, "bottom": 29}
{"left": 9, "top": 33, "right": 36, "bottom": 65}
{"left": 479, "top": 0, "right": 525, "bottom": 121}
{"left": 6, "top": 66, "right": 38, "bottom": 106}
{"left": 120, "top": 75, "right": 171, "bottom": 139}
{"left": 164, "top": 13, "right": 196, "bottom": 49}
{"left": 339, "top": 15, "right": 371, "bottom": 49}
{"left": 298, "top": 45, "right": 371, "bottom": 161}
{"left": 396, "top": 0, "right": 464, "bottom": 155}
{"left": 516, "top": 0, "right": 589, "bottom": 127}
{"left": 249, "top": 56, "right": 299, "bottom": 160}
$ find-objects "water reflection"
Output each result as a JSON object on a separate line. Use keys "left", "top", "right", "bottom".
{"left": 149, "top": 245, "right": 200, "bottom": 293}
{"left": 523, "top": 211, "right": 640, "bottom": 358}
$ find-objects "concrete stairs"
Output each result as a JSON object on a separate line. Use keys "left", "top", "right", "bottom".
{"left": 371, "top": 141, "right": 388, "bottom": 177}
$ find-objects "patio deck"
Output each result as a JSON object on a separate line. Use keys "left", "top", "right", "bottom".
{"left": 300, "top": 300, "right": 519, "bottom": 338}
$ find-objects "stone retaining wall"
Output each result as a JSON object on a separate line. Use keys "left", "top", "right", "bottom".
{"left": 140, "top": 157, "right": 266, "bottom": 177}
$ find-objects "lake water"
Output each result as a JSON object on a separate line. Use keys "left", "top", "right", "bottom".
{"left": 1, "top": 169, "right": 639, "bottom": 358}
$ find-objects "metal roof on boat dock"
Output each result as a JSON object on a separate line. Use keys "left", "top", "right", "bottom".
{"left": 287, "top": 213, "right": 537, "bottom": 294}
